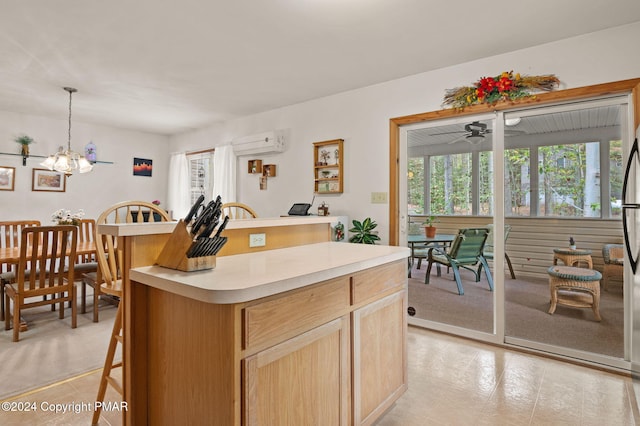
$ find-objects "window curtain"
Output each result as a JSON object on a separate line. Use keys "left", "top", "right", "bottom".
{"left": 167, "top": 152, "right": 191, "bottom": 220}
{"left": 212, "top": 145, "right": 236, "bottom": 204}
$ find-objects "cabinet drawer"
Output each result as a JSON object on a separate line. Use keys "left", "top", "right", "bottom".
{"left": 243, "top": 276, "right": 350, "bottom": 352}
{"left": 351, "top": 260, "right": 405, "bottom": 305}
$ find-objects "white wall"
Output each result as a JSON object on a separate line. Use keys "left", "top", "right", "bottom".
{"left": 167, "top": 22, "right": 640, "bottom": 244}
{"left": 0, "top": 111, "right": 170, "bottom": 223}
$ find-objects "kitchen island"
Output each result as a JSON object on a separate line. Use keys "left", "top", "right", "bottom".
{"left": 126, "top": 242, "right": 409, "bottom": 425}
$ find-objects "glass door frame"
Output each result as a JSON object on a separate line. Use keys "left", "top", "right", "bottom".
{"left": 391, "top": 80, "right": 640, "bottom": 371}
{"left": 399, "top": 112, "right": 505, "bottom": 344}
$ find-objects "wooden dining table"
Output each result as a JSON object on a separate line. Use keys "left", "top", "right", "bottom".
{"left": 0, "top": 241, "right": 97, "bottom": 265}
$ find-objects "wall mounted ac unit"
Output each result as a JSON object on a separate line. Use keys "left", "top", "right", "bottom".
{"left": 232, "top": 130, "right": 286, "bottom": 156}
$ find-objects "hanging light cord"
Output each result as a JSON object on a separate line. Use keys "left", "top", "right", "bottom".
{"left": 64, "top": 87, "right": 76, "bottom": 151}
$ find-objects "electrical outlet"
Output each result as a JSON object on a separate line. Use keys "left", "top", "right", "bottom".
{"left": 249, "top": 233, "right": 266, "bottom": 247}
{"left": 371, "top": 192, "right": 388, "bottom": 204}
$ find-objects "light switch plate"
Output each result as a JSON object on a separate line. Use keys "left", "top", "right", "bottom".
{"left": 371, "top": 192, "right": 388, "bottom": 204}
{"left": 249, "top": 233, "right": 266, "bottom": 247}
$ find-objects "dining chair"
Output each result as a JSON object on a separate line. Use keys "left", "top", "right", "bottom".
{"left": 4, "top": 225, "right": 78, "bottom": 342}
{"left": 221, "top": 202, "right": 258, "bottom": 219}
{"left": 81, "top": 201, "right": 170, "bottom": 322}
{"left": 90, "top": 201, "right": 170, "bottom": 425}
{"left": 424, "top": 228, "right": 493, "bottom": 295}
{"left": 72, "top": 218, "right": 99, "bottom": 279}
{"left": 0, "top": 220, "right": 41, "bottom": 321}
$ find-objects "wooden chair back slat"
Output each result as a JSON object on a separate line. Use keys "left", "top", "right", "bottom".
{"left": 95, "top": 201, "right": 170, "bottom": 294}
{"left": 17, "top": 226, "right": 77, "bottom": 296}
{"left": 0, "top": 221, "right": 41, "bottom": 274}
{"left": 221, "top": 202, "right": 258, "bottom": 219}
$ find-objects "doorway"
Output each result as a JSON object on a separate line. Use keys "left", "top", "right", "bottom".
{"left": 395, "top": 93, "right": 633, "bottom": 368}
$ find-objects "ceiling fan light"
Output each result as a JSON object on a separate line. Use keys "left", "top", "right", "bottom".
{"left": 466, "top": 134, "right": 484, "bottom": 145}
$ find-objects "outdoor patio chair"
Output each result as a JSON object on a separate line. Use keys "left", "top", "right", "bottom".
{"left": 424, "top": 228, "right": 493, "bottom": 295}
{"left": 480, "top": 224, "right": 516, "bottom": 279}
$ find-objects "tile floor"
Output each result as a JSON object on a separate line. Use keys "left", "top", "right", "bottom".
{"left": 1, "top": 326, "right": 638, "bottom": 425}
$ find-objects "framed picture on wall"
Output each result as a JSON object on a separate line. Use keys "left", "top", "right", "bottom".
{"left": 0, "top": 166, "right": 15, "bottom": 191}
{"left": 32, "top": 168, "right": 66, "bottom": 192}
{"left": 133, "top": 157, "right": 153, "bottom": 177}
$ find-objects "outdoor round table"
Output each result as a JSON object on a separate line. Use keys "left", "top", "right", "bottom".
{"left": 553, "top": 248, "right": 593, "bottom": 269}
{"left": 547, "top": 265, "right": 602, "bottom": 321}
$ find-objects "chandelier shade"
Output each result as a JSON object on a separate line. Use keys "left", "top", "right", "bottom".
{"left": 40, "top": 87, "right": 93, "bottom": 175}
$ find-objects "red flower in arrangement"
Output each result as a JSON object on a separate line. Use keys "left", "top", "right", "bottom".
{"left": 497, "top": 75, "right": 513, "bottom": 93}
{"left": 443, "top": 71, "right": 560, "bottom": 109}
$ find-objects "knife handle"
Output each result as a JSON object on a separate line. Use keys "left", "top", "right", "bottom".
{"left": 184, "top": 195, "right": 205, "bottom": 225}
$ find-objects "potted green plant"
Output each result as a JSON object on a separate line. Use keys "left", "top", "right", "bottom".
{"left": 14, "top": 134, "right": 34, "bottom": 156}
{"left": 422, "top": 215, "right": 439, "bottom": 238}
{"left": 569, "top": 236, "right": 576, "bottom": 250}
{"left": 349, "top": 218, "right": 381, "bottom": 244}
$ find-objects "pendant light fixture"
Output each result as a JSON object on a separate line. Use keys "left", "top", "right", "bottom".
{"left": 40, "top": 87, "right": 93, "bottom": 175}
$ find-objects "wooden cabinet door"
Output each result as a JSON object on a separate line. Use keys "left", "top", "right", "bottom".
{"left": 243, "top": 316, "right": 350, "bottom": 426}
{"left": 352, "top": 290, "right": 407, "bottom": 426}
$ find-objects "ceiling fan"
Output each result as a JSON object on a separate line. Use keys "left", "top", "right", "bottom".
{"left": 431, "top": 121, "right": 523, "bottom": 145}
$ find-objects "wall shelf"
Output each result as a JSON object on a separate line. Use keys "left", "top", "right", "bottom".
{"left": 313, "top": 139, "right": 343, "bottom": 194}
{"left": 0, "top": 152, "right": 114, "bottom": 166}
{"left": 247, "top": 159, "right": 262, "bottom": 174}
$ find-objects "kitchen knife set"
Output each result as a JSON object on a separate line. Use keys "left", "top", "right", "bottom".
{"left": 183, "top": 194, "right": 229, "bottom": 258}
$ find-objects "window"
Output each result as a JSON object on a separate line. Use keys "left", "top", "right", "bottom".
{"left": 407, "top": 157, "right": 424, "bottom": 214}
{"left": 537, "top": 143, "right": 598, "bottom": 217}
{"left": 406, "top": 101, "right": 625, "bottom": 219}
{"left": 188, "top": 152, "right": 213, "bottom": 205}
{"left": 429, "top": 153, "right": 473, "bottom": 215}
{"left": 610, "top": 140, "right": 623, "bottom": 217}
{"left": 505, "top": 148, "right": 530, "bottom": 216}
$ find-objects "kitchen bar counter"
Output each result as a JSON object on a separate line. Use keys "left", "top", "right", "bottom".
{"left": 97, "top": 215, "right": 336, "bottom": 256}
{"left": 130, "top": 241, "right": 407, "bottom": 303}
{"left": 126, "top": 242, "right": 410, "bottom": 425}
{"left": 96, "top": 215, "right": 335, "bottom": 235}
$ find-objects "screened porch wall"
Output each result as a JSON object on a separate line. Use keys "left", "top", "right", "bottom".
{"left": 409, "top": 216, "right": 623, "bottom": 279}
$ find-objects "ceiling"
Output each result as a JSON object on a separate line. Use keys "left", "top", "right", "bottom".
{"left": 2, "top": 1, "right": 640, "bottom": 136}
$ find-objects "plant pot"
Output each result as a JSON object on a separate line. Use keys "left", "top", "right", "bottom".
{"left": 424, "top": 226, "right": 437, "bottom": 238}
{"left": 570, "top": 245, "right": 577, "bottom": 250}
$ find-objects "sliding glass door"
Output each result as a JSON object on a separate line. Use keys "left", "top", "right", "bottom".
{"left": 502, "top": 99, "right": 629, "bottom": 367}
{"left": 402, "top": 114, "right": 498, "bottom": 338}
{"left": 400, "top": 95, "right": 632, "bottom": 368}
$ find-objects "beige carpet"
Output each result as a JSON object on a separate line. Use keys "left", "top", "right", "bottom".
{"left": 0, "top": 295, "right": 118, "bottom": 400}
{"left": 408, "top": 264, "right": 624, "bottom": 358}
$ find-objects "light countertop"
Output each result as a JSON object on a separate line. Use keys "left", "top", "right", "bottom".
{"left": 130, "top": 242, "right": 409, "bottom": 304}
{"left": 97, "top": 215, "right": 336, "bottom": 236}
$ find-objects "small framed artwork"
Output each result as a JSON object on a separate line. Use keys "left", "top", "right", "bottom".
{"left": 0, "top": 166, "right": 15, "bottom": 191}
{"left": 32, "top": 168, "right": 66, "bottom": 192}
{"left": 133, "top": 157, "right": 153, "bottom": 177}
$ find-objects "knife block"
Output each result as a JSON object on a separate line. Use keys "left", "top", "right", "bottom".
{"left": 156, "top": 219, "right": 216, "bottom": 272}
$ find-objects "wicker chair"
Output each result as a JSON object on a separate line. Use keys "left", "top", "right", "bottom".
{"left": 602, "top": 244, "right": 624, "bottom": 290}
